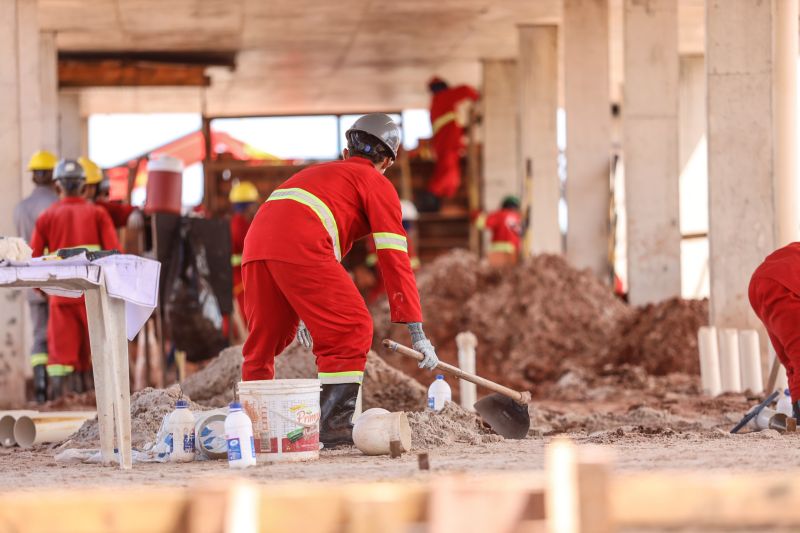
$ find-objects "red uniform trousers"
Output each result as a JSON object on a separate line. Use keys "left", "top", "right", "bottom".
{"left": 241, "top": 259, "right": 373, "bottom": 381}
{"left": 47, "top": 300, "right": 91, "bottom": 373}
{"left": 749, "top": 276, "right": 800, "bottom": 400}
{"left": 233, "top": 265, "right": 245, "bottom": 313}
{"left": 429, "top": 123, "right": 463, "bottom": 199}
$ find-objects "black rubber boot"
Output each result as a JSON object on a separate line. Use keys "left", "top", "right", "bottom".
{"left": 793, "top": 400, "right": 800, "bottom": 424}
{"left": 33, "top": 365, "right": 48, "bottom": 404}
{"left": 82, "top": 371, "right": 94, "bottom": 392}
{"left": 319, "top": 383, "right": 360, "bottom": 448}
{"left": 49, "top": 375, "right": 66, "bottom": 401}
{"left": 71, "top": 372, "right": 86, "bottom": 394}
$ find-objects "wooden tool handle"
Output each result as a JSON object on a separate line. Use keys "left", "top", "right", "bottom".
{"left": 382, "top": 339, "right": 531, "bottom": 404}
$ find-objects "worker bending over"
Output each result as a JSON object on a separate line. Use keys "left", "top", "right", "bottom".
{"left": 13, "top": 150, "right": 59, "bottom": 402}
{"left": 750, "top": 242, "right": 800, "bottom": 418}
{"left": 30, "top": 159, "right": 120, "bottom": 398}
{"left": 475, "top": 195, "right": 523, "bottom": 266}
{"left": 426, "top": 76, "right": 479, "bottom": 206}
{"left": 242, "top": 113, "right": 439, "bottom": 447}
{"left": 229, "top": 181, "right": 260, "bottom": 313}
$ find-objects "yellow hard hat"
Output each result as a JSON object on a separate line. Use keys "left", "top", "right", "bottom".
{"left": 229, "top": 181, "right": 259, "bottom": 203}
{"left": 28, "top": 150, "right": 58, "bottom": 171}
{"left": 78, "top": 156, "right": 103, "bottom": 185}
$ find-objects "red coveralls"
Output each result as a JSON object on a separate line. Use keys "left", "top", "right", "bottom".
{"left": 428, "top": 85, "right": 479, "bottom": 199}
{"left": 30, "top": 197, "right": 120, "bottom": 376}
{"left": 749, "top": 243, "right": 800, "bottom": 400}
{"left": 241, "top": 157, "right": 422, "bottom": 383}
{"left": 477, "top": 208, "right": 523, "bottom": 254}
{"left": 230, "top": 212, "right": 251, "bottom": 312}
{"left": 96, "top": 200, "right": 135, "bottom": 228}
{"left": 364, "top": 234, "right": 420, "bottom": 304}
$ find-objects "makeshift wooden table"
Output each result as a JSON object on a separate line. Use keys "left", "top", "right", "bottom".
{"left": 0, "top": 262, "right": 144, "bottom": 469}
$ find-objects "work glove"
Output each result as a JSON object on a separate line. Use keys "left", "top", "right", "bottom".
{"left": 407, "top": 322, "right": 439, "bottom": 370}
{"left": 296, "top": 321, "right": 313, "bottom": 349}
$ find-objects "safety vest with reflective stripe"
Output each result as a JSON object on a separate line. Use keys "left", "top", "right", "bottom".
{"left": 267, "top": 188, "right": 342, "bottom": 261}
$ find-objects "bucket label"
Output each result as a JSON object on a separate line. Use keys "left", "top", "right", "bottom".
{"left": 240, "top": 387, "right": 321, "bottom": 458}
{"left": 250, "top": 436, "right": 256, "bottom": 458}
{"left": 183, "top": 431, "right": 195, "bottom": 452}
{"left": 227, "top": 437, "right": 242, "bottom": 461}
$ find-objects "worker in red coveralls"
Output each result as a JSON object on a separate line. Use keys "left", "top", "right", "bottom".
{"left": 30, "top": 159, "right": 120, "bottom": 399}
{"left": 749, "top": 243, "right": 800, "bottom": 418}
{"left": 241, "top": 113, "right": 439, "bottom": 447}
{"left": 425, "top": 76, "right": 479, "bottom": 207}
{"left": 365, "top": 200, "right": 420, "bottom": 303}
{"left": 79, "top": 156, "right": 144, "bottom": 230}
{"left": 228, "top": 181, "right": 260, "bottom": 314}
{"left": 475, "top": 195, "right": 523, "bottom": 266}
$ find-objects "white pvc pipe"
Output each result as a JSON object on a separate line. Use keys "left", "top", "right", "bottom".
{"left": 455, "top": 332, "right": 478, "bottom": 411}
{"left": 0, "top": 411, "right": 38, "bottom": 447}
{"left": 697, "top": 326, "right": 722, "bottom": 396}
{"left": 13, "top": 412, "right": 96, "bottom": 449}
{"left": 718, "top": 328, "right": 742, "bottom": 393}
{"left": 738, "top": 329, "right": 764, "bottom": 394}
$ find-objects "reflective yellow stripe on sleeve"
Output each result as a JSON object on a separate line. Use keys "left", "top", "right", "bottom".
{"left": 267, "top": 188, "right": 342, "bottom": 261}
{"left": 432, "top": 111, "right": 457, "bottom": 135}
{"left": 373, "top": 232, "right": 408, "bottom": 253}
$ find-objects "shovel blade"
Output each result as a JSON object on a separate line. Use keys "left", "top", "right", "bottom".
{"left": 474, "top": 393, "right": 530, "bottom": 439}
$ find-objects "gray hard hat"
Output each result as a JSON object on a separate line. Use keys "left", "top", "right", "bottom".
{"left": 53, "top": 158, "right": 86, "bottom": 181}
{"left": 346, "top": 113, "right": 402, "bottom": 159}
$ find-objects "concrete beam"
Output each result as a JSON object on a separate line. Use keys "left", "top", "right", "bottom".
{"left": 564, "top": 0, "right": 612, "bottom": 280}
{"left": 519, "top": 24, "right": 561, "bottom": 255}
{"left": 481, "top": 59, "right": 519, "bottom": 215}
{"left": 623, "top": 0, "right": 681, "bottom": 305}
{"left": 707, "top": 0, "right": 775, "bottom": 329}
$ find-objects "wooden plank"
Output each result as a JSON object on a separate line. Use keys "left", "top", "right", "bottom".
{"left": 576, "top": 447, "right": 613, "bottom": 533}
{"left": 84, "top": 288, "right": 115, "bottom": 464}
{"left": 58, "top": 59, "right": 210, "bottom": 88}
{"left": 611, "top": 472, "right": 800, "bottom": 527}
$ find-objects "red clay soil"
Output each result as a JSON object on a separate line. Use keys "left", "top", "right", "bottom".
{"left": 371, "top": 250, "right": 708, "bottom": 399}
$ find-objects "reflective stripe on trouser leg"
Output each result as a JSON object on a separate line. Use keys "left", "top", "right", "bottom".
{"left": 30, "top": 353, "right": 48, "bottom": 367}
{"left": 318, "top": 371, "right": 364, "bottom": 385}
{"left": 46, "top": 364, "right": 74, "bottom": 377}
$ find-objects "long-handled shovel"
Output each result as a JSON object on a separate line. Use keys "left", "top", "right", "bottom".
{"left": 383, "top": 339, "right": 532, "bottom": 439}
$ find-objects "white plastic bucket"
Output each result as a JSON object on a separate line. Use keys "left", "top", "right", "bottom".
{"left": 237, "top": 379, "right": 321, "bottom": 462}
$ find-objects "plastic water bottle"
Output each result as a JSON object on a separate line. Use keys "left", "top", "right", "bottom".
{"left": 777, "top": 389, "right": 794, "bottom": 418}
{"left": 427, "top": 375, "right": 452, "bottom": 411}
{"left": 225, "top": 402, "right": 256, "bottom": 469}
{"left": 166, "top": 399, "right": 195, "bottom": 462}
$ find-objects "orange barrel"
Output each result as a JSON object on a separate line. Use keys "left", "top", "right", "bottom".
{"left": 145, "top": 156, "right": 183, "bottom": 215}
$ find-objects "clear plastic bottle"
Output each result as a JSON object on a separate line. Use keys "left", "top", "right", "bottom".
{"left": 777, "top": 388, "right": 794, "bottom": 418}
{"left": 427, "top": 375, "right": 452, "bottom": 411}
{"left": 167, "top": 399, "right": 195, "bottom": 462}
{"left": 225, "top": 402, "right": 256, "bottom": 469}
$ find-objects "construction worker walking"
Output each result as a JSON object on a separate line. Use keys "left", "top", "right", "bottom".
{"left": 13, "top": 150, "right": 59, "bottom": 402}
{"left": 425, "top": 77, "right": 479, "bottom": 206}
{"left": 241, "top": 113, "right": 439, "bottom": 447}
{"left": 228, "top": 181, "right": 260, "bottom": 314}
{"left": 80, "top": 156, "right": 143, "bottom": 229}
{"left": 30, "top": 159, "right": 120, "bottom": 398}
{"left": 475, "top": 195, "right": 523, "bottom": 267}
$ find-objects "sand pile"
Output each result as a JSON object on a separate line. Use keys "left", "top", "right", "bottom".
{"left": 67, "top": 386, "right": 203, "bottom": 449}
{"left": 600, "top": 297, "right": 708, "bottom": 375}
{"left": 407, "top": 402, "right": 503, "bottom": 449}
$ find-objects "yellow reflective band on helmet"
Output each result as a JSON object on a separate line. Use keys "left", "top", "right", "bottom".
{"left": 231, "top": 254, "right": 243, "bottom": 267}
{"left": 365, "top": 253, "right": 378, "bottom": 267}
{"left": 318, "top": 371, "right": 364, "bottom": 385}
{"left": 30, "top": 353, "right": 48, "bottom": 367}
{"left": 432, "top": 111, "right": 457, "bottom": 135}
{"left": 267, "top": 188, "right": 342, "bottom": 261}
{"left": 490, "top": 241, "right": 517, "bottom": 254}
{"left": 46, "top": 364, "right": 74, "bottom": 377}
{"left": 373, "top": 232, "right": 408, "bottom": 253}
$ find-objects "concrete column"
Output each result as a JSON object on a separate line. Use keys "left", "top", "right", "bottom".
{"left": 623, "top": 0, "right": 681, "bottom": 305}
{"left": 481, "top": 59, "right": 519, "bottom": 213}
{"left": 707, "top": 0, "right": 775, "bottom": 329}
{"left": 564, "top": 0, "right": 612, "bottom": 280}
{"left": 774, "top": 0, "right": 798, "bottom": 246}
{"left": 679, "top": 56, "right": 706, "bottom": 172}
{"left": 39, "top": 30, "right": 58, "bottom": 154}
{"left": 0, "top": 0, "right": 40, "bottom": 407}
{"left": 519, "top": 24, "right": 561, "bottom": 255}
{"left": 59, "top": 91, "right": 83, "bottom": 158}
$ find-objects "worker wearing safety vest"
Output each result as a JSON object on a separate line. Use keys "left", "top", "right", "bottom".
{"left": 13, "top": 150, "right": 59, "bottom": 403}
{"left": 241, "top": 113, "right": 439, "bottom": 447}
{"left": 30, "top": 159, "right": 120, "bottom": 399}
{"left": 365, "top": 199, "right": 420, "bottom": 303}
{"left": 750, "top": 243, "right": 800, "bottom": 419}
{"left": 229, "top": 181, "right": 260, "bottom": 314}
{"left": 427, "top": 76, "right": 479, "bottom": 203}
{"left": 80, "top": 156, "right": 143, "bottom": 230}
{"left": 475, "top": 196, "right": 523, "bottom": 265}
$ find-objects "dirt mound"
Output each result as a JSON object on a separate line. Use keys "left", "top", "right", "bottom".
{"left": 407, "top": 402, "right": 502, "bottom": 449}
{"left": 601, "top": 297, "right": 708, "bottom": 375}
{"left": 363, "top": 354, "right": 427, "bottom": 412}
{"left": 372, "top": 251, "right": 632, "bottom": 396}
{"left": 67, "top": 386, "right": 203, "bottom": 449}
